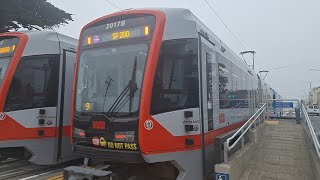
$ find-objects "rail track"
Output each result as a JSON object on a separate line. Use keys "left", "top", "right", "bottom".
{"left": 0, "top": 159, "right": 81, "bottom": 180}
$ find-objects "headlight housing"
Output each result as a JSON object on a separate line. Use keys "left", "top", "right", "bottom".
{"left": 73, "top": 128, "right": 86, "bottom": 139}
{"left": 114, "top": 131, "right": 135, "bottom": 142}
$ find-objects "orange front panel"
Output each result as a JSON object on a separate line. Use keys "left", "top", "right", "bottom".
{"left": 0, "top": 114, "right": 70, "bottom": 140}
{"left": 0, "top": 32, "right": 28, "bottom": 111}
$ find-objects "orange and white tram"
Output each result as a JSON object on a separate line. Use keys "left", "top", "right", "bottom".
{"left": 0, "top": 31, "right": 77, "bottom": 165}
{"left": 70, "top": 8, "right": 279, "bottom": 179}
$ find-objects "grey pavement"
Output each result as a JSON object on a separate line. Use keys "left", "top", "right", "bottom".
{"left": 310, "top": 116, "right": 320, "bottom": 139}
{"left": 239, "top": 119, "right": 315, "bottom": 180}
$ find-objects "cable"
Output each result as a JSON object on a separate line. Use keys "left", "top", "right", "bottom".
{"left": 205, "top": 0, "right": 265, "bottom": 72}
{"left": 204, "top": 0, "right": 248, "bottom": 51}
{"left": 105, "top": 0, "right": 124, "bottom": 11}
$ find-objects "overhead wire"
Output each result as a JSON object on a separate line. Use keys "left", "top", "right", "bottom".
{"left": 105, "top": 0, "right": 265, "bottom": 71}
{"left": 105, "top": 0, "right": 124, "bottom": 11}
{"left": 204, "top": 0, "right": 265, "bottom": 72}
{"left": 204, "top": 0, "right": 248, "bottom": 51}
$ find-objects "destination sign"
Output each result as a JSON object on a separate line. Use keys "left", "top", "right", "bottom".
{"left": 0, "top": 37, "right": 19, "bottom": 57}
{"left": 82, "top": 15, "right": 155, "bottom": 47}
{"left": 272, "top": 102, "right": 294, "bottom": 108}
{"left": 84, "top": 26, "right": 150, "bottom": 45}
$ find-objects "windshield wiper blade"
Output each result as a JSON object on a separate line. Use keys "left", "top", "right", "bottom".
{"left": 107, "top": 56, "right": 138, "bottom": 117}
{"left": 102, "top": 76, "right": 115, "bottom": 112}
{"left": 129, "top": 56, "right": 138, "bottom": 114}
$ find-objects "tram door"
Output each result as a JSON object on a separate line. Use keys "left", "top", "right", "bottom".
{"left": 199, "top": 35, "right": 219, "bottom": 177}
{"left": 57, "top": 49, "right": 76, "bottom": 161}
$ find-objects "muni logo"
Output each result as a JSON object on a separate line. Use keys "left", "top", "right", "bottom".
{"left": 144, "top": 120, "right": 154, "bottom": 130}
{"left": 0, "top": 112, "right": 6, "bottom": 120}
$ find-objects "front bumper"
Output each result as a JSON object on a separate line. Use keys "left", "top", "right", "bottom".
{"left": 73, "top": 144, "right": 145, "bottom": 163}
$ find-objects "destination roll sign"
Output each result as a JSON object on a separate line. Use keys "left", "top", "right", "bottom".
{"left": 82, "top": 15, "right": 156, "bottom": 47}
{"left": 0, "top": 37, "right": 19, "bottom": 58}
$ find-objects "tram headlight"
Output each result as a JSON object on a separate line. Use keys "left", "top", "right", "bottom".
{"left": 73, "top": 128, "right": 86, "bottom": 139}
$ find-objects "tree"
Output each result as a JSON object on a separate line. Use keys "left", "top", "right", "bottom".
{"left": 0, "top": 0, "right": 73, "bottom": 33}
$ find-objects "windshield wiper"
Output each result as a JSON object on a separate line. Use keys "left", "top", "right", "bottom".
{"left": 107, "top": 56, "right": 138, "bottom": 117}
{"left": 102, "top": 76, "right": 115, "bottom": 112}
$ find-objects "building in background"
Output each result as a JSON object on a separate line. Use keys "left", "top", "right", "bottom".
{"left": 311, "top": 86, "right": 320, "bottom": 106}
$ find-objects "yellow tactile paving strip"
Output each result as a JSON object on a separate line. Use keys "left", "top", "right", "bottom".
{"left": 265, "top": 120, "right": 279, "bottom": 125}
{"left": 46, "top": 174, "right": 63, "bottom": 180}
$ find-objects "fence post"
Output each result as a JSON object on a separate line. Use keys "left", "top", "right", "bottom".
{"left": 259, "top": 110, "right": 261, "bottom": 125}
{"left": 241, "top": 129, "right": 245, "bottom": 148}
{"left": 266, "top": 102, "right": 269, "bottom": 119}
{"left": 224, "top": 142, "right": 228, "bottom": 163}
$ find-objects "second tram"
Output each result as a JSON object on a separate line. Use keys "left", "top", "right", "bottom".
{"left": 0, "top": 31, "right": 77, "bottom": 165}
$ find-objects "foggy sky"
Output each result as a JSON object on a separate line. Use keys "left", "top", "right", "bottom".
{"left": 50, "top": 0, "right": 320, "bottom": 99}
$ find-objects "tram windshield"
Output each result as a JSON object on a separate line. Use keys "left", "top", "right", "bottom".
{"left": 75, "top": 43, "right": 149, "bottom": 116}
{"left": 0, "top": 58, "right": 10, "bottom": 85}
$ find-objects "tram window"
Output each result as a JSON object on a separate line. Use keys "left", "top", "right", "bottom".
{"left": 217, "top": 54, "right": 232, "bottom": 109}
{"left": 150, "top": 39, "right": 199, "bottom": 115}
{"left": 0, "top": 58, "right": 10, "bottom": 85}
{"left": 231, "top": 65, "right": 242, "bottom": 108}
{"left": 4, "top": 55, "right": 60, "bottom": 112}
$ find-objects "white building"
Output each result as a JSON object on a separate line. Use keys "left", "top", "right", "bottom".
{"left": 311, "top": 86, "right": 320, "bottom": 106}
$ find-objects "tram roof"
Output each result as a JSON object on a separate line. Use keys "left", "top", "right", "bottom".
{"left": 1, "top": 30, "right": 77, "bottom": 57}
{"left": 123, "top": 8, "right": 258, "bottom": 79}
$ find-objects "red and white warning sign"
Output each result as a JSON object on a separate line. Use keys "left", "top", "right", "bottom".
{"left": 92, "top": 137, "right": 100, "bottom": 146}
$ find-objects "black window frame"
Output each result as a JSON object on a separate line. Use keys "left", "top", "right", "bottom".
{"left": 4, "top": 54, "right": 60, "bottom": 112}
{"left": 150, "top": 38, "right": 199, "bottom": 115}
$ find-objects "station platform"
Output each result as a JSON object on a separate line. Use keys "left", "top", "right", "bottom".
{"left": 239, "top": 119, "right": 314, "bottom": 180}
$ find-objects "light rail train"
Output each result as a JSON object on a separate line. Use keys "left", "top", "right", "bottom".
{"left": 0, "top": 31, "right": 77, "bottom": 165}
{"left": 69, "top": 8, "right": 280, "bottom": 179}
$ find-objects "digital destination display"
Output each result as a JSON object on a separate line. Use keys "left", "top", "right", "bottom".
{"left": 0, "top": 37, "right": 19, "bottom": 57}
{"left": 85, "top": 26, "right": 150, "bottom": 45}
{"left": 82, "top": 15, "right": 155, "bottom": 47}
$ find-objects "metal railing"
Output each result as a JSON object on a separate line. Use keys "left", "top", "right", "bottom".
{"left": 223, "top": 103, "right": 266, "bottom": 163}
{"left": 301, "top": 104, "right": 320, "bottom": 159}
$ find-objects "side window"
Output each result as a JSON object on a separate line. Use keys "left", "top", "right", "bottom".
{"left": 217, "top": 54, "right": 232, "bottom": 109}
{"left": 4, "top": 55, "right": 60, "bottom": 112}
{"left": 231, "top": 65, "right": 242, "bottom": 108}
{"left": 151, "top": 39, "right": 199, "bottom": 115}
